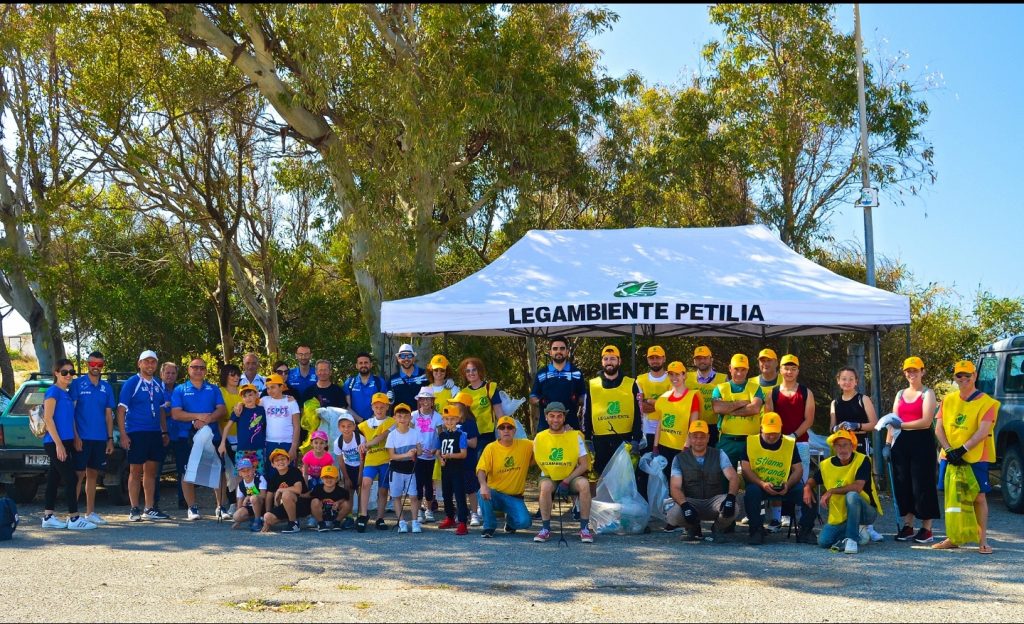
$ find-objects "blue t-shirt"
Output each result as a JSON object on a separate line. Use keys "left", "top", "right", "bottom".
{"left": 287, "top": 366, "right": 318, "bottom": 398}
{"left": 171, "top": 381, "right": 225, "bottom": 439}
{"left": 70, "top": 376, "right": 115, "bottom": 441}
{"left": 164, "top": 382, "right": 191, "bottom": 440}
{"left": 119, "top": 374, "right": 166, "bottom": 434}
{"left": 231, "top": 406, "right": 267, "bottom": 451}
{"left": 343, "top": 374, "right": 389, "bottom": 420}
{"left": 43, "top": 385, "right": 76, "bottom": 443}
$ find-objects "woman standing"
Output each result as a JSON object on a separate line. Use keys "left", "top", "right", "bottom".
{"left": 428, "top": 355, "right": 460, "bottom": 413}
{"left": 887, "top": 356, "right": 939, "bottom": 543}
{"left": 41, "top": 359, "right": 96, "bottom": 530}
{"left": 457, "top": 357, "right": 504, "bottom": 449}
{"left": 829, "top": 366, "right": 882, "bottom": 542}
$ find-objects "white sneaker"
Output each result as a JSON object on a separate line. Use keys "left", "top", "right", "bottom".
{"left": 227, "top": 504, "right": 237, "bottom": 515}
{"left": 398, "top": 520, "right": 409, "bottom": 534}
{"left": 424, "top": 508, "right": 436, "bottom": 522}
{"left": 84, "top": 512, "right": 107, "bottom": 525}
{"left": 307, "top": 516, "right": 318, "bottom": 529}
{"left": 411, "top": 520, "right": 423, "bottom": 533}
{"left": 417, "top": 509, "right": 425, "bottom": 523}
{"left": 67, "top": 517, "right": 98, "bottom": 530}
{"left": 469, "top": 512, "right": 481, "bottom": 527}
{"left": 857, "top": 526, "right": 871, "bottom": 546}
{"left": 42, "top": 515, "right": 66, "bottom": 529}
{"left": 780, "top": 515, "right": 791, "bottom": 528}
{"left": 867, "top": 526, "right": 885, "bottom": 542}
{"left": 187, "top": 506, "right": 201, "bottom": 521}
{"left": 844, "top": 538, "right": 859, "bottom": 554}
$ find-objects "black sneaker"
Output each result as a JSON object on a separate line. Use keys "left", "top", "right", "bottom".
{"left": 375, "top": 518, "right": 388, "bottom": 531}
{"left": 481, "top": 529, "right": 495, "bottom": 538}
{"left": 144, "top": 507, "right": 170, "bottom": 520}
{"left": 663, "top": 523, "right": 681, "bottom": 533}
{"left": 683, "top": 528, "right": 704, "bottom": 542}
{"left": 356, "top": 515, "right": 368, "bottom": 533}
{"left": 317, "top": 521, "right": 330, "bottom": 532}
{"left": 503, "top": 522, "right": 516, "bottom": 534}
{"left": 895, "top": 525, "right": 916, "bottom": 542}
{"left": 281, "top": 521, "right": 301, "bottom": 533}
{"left": 796, "top": 526, "right": 816, "bottom": 544}
{"left": 748, "top": 529, "right": 765, "bottom": 545}
{"left": 128, "top": 507, "right": 142, "bottom": 522}
{"left": 913, "top": 528, "right": 934, "bottom": 544}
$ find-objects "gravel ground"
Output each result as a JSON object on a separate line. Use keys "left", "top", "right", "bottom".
{"left": 2, "top": 482, "right": 1022, "bottom": 622}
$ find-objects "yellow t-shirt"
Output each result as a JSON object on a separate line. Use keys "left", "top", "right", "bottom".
{"left": 358, "top": 417, "right": 395, "bottom": 467}
{"left": 533, "top": 429, "right": 586, "bottom": 481}
{"left": 221, "top": 388, "right": 241, "bottom": 437}
{"left": 477, "top": 438, "right": 534, "bottom": 495}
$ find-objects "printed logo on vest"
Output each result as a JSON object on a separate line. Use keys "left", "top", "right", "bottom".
{"left": 954, "top": 413, "right": 967, "bottom": 426}
{"left": 662, "top": 414, "right": 676, "bottom": 429}
{"left": 613, "top": 280, "right": 658, "bottom": 298}
{"left": 549, "top": 447, "right": 564, "bottom": 462}
{"left": 504, "top": 456, "right": 515, "bottom": 468}
{"left": 607, "top": 400, "right": 621, "bottom": 416}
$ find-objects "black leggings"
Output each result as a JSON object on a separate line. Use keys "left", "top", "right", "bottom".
{"left": 415, "top": 458, "right": 436, "bottom": 502}
{"left": 44, "top": 441, "right": 78, "bottom": 514}
{"left": 890, "top": 429, "right": 940, "bottom": 520}
{"left": 441, "top": 463, "right": 468, "bottom": 522}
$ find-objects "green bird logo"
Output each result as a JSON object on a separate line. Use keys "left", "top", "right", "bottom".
{"left": 613, "top": 280, "right": 658, "bottom": 298}
{"left": 549, "top": 447, "right": 564, "bottom": 462}
{"left": 504, "top": 456, "right": 515, "bottom": 468}
{"left": 478, "top": 397, "right": 489, "bottom": 409}
{"left": 607, "top": 400, "right": 621, "bottom": 416}
{"left": 662, "top": 414, "right": 676, "bottom": 429}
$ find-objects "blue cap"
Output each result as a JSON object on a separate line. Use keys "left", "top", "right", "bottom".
{"left": 236, "top": 458, "right": 254, "bottom": 470}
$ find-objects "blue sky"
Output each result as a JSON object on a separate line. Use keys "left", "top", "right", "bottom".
{"left": 591, "top": 3, "right": 1023, "bottom": 304}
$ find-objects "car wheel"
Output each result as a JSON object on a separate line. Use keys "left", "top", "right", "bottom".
{"left": 1002, "top": 444, "right": 1024, "bottom": 514}
{"left": 12, "top": 477, "right": 39, "bottom": 504}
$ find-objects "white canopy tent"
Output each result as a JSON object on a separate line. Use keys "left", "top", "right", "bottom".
{"left": 380, "top": 225, "right": 910, "bottom": 338}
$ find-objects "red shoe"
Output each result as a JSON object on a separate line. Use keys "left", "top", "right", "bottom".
{"left": 438, "top": 517, "right": 457, "bottom": 530}
{"left": 455, "top": 522, "right": 469, "bottom": 535}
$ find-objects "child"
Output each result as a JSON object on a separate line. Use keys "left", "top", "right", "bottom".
{"left": 302, "top": 430, "right": 335, "bottom": 490}
{"left": 308, "top": 464, "right": 352, "bottom": 532}
{"left": 385, "top": 403, "right": 422, "bottom": 533}
{"left": 413, "top": 387, "right": 442, "bottom": 523}
{"left": 221, "top": 385, "right": 265, "bottom": 476}
{"left": 230, "top": 457, "right": 267, "bottom": 531}
{"left": 261, "top": 448, "right": 309, "bottom": 533}
{"left": 452, "top": 392, "right": 482, "bottom": 525}
{"left": 356, "top": 393, "right": 395, "bottom": 532}
{"left": 334, "top": 412, "right": 364, "bottom": 530}
{"left": 436, "top": 404, "right": 469, "bottom": 535}
{"left": 261, "top": 374, "right": 301, "bottom": 477}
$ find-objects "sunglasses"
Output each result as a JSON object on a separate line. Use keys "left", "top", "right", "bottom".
{"left": 397, "top": 354, "right": 414, "bottom": 360}
{"left": 464, "top": 367, "right": 478, "bottom": 373}
{"left": 497, "top": 424, "right": 515, "bottom": 431}
{"left": 58, "top": 369, "right": 75, "bottom": 377}
{"left": 87, "top": 360, "right": 105, "bottom": 367}
{"left": 955, "top": 373, "right": 972, "bottom": 379}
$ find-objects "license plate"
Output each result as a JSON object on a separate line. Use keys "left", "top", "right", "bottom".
{"left": 25, "top": 454, "right": 50, "bottom": 467}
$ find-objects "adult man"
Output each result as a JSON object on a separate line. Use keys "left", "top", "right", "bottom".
{"left": 685, "top": 346, "right": 727, "bottom": 447}
{"left": 343, "top": 352, "right": 388, "bottom": 423}
{"left": 584, "top": 345, "right": 642, "bottom": 477}
{"left": 159, "top": 361, "right": 187, "bottom": 509}
{"left": 803, "top": 429, "right": 881, "bottom": 554}
{"left": 756, "top": 348, "right": 780, "bottom": 400}
{"left": 529, "top": 336, "right": 586, "bottom": 433}
{"left": 117, "top": 350, "right": 169, "bottom": 522}
{"left": 740, "top": 413, "right": 815, "bottom": 545}
{"left": 287, "top": 345, "right": 318, "bottom": 398}
{"left": 71, "top": 351, "right": 115, "bottom": 525}
{"left": 301, "top": 360, "right": 347, "bottom": 410}
{"left": 932, "top": 360, "right": 998, "bottom": 554}
{"left": 240, "top": 352, "right": 267, "bottom": 393}
{"left": 533, "top": 402, "right": 593, "bottom": 543}
{"left": 388, "top": 343, "right": 428, "bottom": 413}
{"left": 477, "top": 415, "right": 535, "bottom": 538}
{"left": 665, "top": 421, "right": 739, "bottom": 540}
{"left": 171, "top": 358, "right": 227, "bottom": 521}
{"left": 712, "top": 354, "right": 765, "bottom": 467}
{"left": 637, "top": 345, "right": 672, "bottom": 451}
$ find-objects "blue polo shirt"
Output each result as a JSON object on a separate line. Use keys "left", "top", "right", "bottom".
{"left": 287, "top": 366, "right": 318, "bottom": 397}
{"left": 164, "top": 382, "right": 191, "bottom": 440}
{"left": 70, "top": 376, "right": 115, "bottom": 441}
{"left": 43, "top": 385, "right": 75, "bottom": 443}
{"left": 388, "top": 366, "right": 428, "bottom": 411}
{"left": 119, "top": 374, "right": 166, "bottom": 434}
{"left": 343, "top": 374, "right": 389, "bottom": 420}
{"left": 171, "top": 380, "right": 225, "bottom": 440}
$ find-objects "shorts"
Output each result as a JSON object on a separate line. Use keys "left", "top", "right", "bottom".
{"left": 126, "top": 430, "right": 165, "bottom": 465}
{"left": 307, "top": 476, "right": 323, "bottom": 491}
{"left": 539, "top": 474, "right": 588, "bottom": 494}
{"left": 74, "top": 439, "right": 109, "bottom": 471}
{"left": 363, "top": 464, "right": 390, "bottom": 489}
{"left": 937, "top": 460, "right": 991, "bottom": 494}
{"left": 235, "top": 448, "right": 265, "bottom": 476}
{"left": 389, "top": 470, "right": 417, "bottom": 497}
{"left": 344, "top": 464, "right": 360, "bottom": 489}
{"left": 270, "top": 497, "right": 312, "bottom": 520}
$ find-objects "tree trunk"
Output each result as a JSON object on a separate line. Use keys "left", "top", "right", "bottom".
{"left": 215, "top": 251, "right": 234, "bottom": 363}
{"left": 0, "top": 314, "right": 14, "bottom": 395}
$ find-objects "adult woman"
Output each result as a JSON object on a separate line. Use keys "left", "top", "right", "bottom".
{"left": 887, "top": 356, "right": 939, "bottom": 543}
{"left": 428, "top": 355, "right": 460, "bottom": 413}
{"left": 457, "top": 357, "right": 503, "bottom": 448}
{"left": 829, "top": 366, "right": 882, "bottom": 542}
{"left": 41, "top": 359, "right": 96, "bottom": 530}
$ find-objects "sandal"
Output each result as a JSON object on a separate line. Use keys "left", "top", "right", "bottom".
{"left": 931, "top": 538, "right": 960, "bottom": 550}
{"left": 979, "top": 544, "right": 993, "bottom": 555}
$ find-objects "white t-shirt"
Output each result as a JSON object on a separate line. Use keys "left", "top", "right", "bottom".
{"left": 412, "top": 410, "right": 443, "bottom": 460}
{"left": 235, "top": 474, "right": 268, "bottom": 500}
{"left": 263, "top": 396, "right": 300, "bottom": 444}
{"left": 385, "top": 427, "right": 420, "bottom": 457}
{"left": 334, "top": 432, "right": 363, "bottom": 468}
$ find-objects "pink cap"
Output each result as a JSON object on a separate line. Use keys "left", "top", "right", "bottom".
{"left": 310, "top": 430, "right": 328, "bottom": 442}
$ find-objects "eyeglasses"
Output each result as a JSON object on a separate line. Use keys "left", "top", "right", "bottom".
{"left": 58, "top": 369, "right": 75, "bottom": 377}
{"left": 955, "top": 373, "right": 972, "bottom": 379}
{"left": 276, "top": 369, "right": 289, "bottom": 375}
{"left": 464, "top": 367, "right": 478, "bottom": 373}
{"left": 397, "top": 354, "right": 414, "bottom": 360}
{"left": 497, "top": 425, "right": 515, "bottom": 431}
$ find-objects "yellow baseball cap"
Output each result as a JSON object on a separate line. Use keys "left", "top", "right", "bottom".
{"left": 266, "top": 374, "right": 287, "bottom": 388}
{"left": 442, "top": 405, "right": 461, "bottom": 418}
{"left": 371, "top": 392, "right": 389, "bottom": 405}
{"left": 730, "top": 354, "right": 749, "bottom": 368}
{"left": 269, "top": 448, "right": 290, "bottom": 462}
{"left": 393, "top": 403, "right": 412, "bottom": 413}
{"left": 758, "top": 348, "right": 778, "bottom": 361}
{"left": 827, "top": 429, "right": 857, "bottom": 448}
{"left": 602, "top": 345, "right": 620, "bottom": 358}
{"left": 496, "top": 416, "right": 516, "bottom": 428}
{"left": 452, "top": 392, "right": 473, "bottom": 407}
{"left": 688, "top": 420, "right": 709, "bottom": 434}
{"left": 780, "top": 354, "right": 799, "bottom": 367}
{"left": 902, "top": 356, "right": 925, "bottom": 371}
{"left": 693, "top": 346, "right": 712, "bottom": 358}
{"left": 647, "top": 345, "right": 665, "bottom": 357}
{"left": 429, "top": 355, "right": 449, "bottom": 371}
{"left": 954, "top": 360, "right": 976, "bottom": 375}
{"left": 239, "top": 384, "right": 259, "bottom": 395}
{"left": 320, "top": 464, "right": 339, "bottom": 479}
{"left": 666, "top": 361, "right": 686, "bottom": 374}
{"left": 761, "top": 412, "right": 783, "bottom": 434}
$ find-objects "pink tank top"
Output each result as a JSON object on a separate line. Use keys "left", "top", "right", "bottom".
{"left": 896, "top": 389, "right": 925, "bottom": 423}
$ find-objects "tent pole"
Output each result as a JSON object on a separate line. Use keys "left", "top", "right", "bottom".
{"left": 526, "top": 334, "right": 539, "bottom": 438}
{"left": 630, "top": 324, "right": 637, "bottom": 378}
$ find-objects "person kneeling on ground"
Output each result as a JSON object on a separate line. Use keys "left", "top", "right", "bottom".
{"left": 803, "top": 429, "right": 883, "bottom": 554}
{"left": 309, "top": 464, "right": 351, "bottom": 532}
{"left": 230, "top": 458, "right": 266, "bottom": 531}
{"left": 477, "top": 415, "right": 535, "bottom": 538}
{"left": 533, "top": 402, "right": 593, "bottom": 544}
{"left": 665, "top": 421, "right": 738, "bottom": 541}
{"left": 262, "top": 448, "right": 309, "bottom": 533}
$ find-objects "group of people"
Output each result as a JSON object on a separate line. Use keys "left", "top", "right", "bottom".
{"left": 36, "top": 339, "right": 997, "bottom": 554}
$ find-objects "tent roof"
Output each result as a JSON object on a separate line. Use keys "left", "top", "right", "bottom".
{"left": 380, "top": 225, "right": 910, "bottom": 338}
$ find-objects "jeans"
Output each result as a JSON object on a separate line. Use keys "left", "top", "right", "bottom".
{"left": 744, "top": 483, "right": 815, "bottom": 533}
{"left": 817, "top": 492, "right": 879, "bottom": 547}
{"left": 479, "top": 490, "right": 532, "bottom": 532}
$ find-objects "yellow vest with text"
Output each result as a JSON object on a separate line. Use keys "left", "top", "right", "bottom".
{"left": 589, "top": 376, "right": 636, "bottom": 436}
{"left": 686, "top": 371, "right": 728, "bottom": 425}
{"left": 744, "top": 434, "right": 795, "bottom": 486}
{"left": 637, "top": 373, "right": 673, "bottom": 426}
{"left": 463, "top": 382, "right": 497, "bottom": 435}
{"left": 534, "top": 429, "right": 582, "bottom": 481}
{"left": 941, "top": 392, "right": 999, "bottom": 463}
{"left": 819, "top": 452, "right": 883, "bottom": 525}
{"left": 654, "top": 390, "right": 696, "bottom": 451}
{"left": 717, "top": 379, "right": 763, "bottom": 436}
{"left": 758, "top": 375, "right": 780, "bottom": 416}
{"left": 358, "top": 417, "right": 395, "bottom": 467}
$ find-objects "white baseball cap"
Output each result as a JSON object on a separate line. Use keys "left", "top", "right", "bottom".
{"left": 397, "top": 343, "right": 416, "bottom": 356}
{"left": 138, "top": 350, "right": 158, "bottom": 362}
{"left": 415, "top": 387, "right": 435, "bottom": 400}
{"left": 336, "top": 410, "right": 355, "bottom": 424}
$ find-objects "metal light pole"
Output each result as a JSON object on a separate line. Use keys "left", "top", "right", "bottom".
{"left": 855, "top": 3, "right": 885, "bottom": 476}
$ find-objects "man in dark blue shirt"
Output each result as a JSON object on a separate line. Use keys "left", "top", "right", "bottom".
{"left": 388, "top": 343, "right": 428, "bottom": 413}
{"left": 343, "top": 352, "right": 388, "bottom": 423}
{"left": 529, "top": 336, "right": 586, "bottom": 434}
{"left": 71, "top": 351, "right": 116, "bottom": 525}
{"left": 170, "top": 358, "right": 226, "bottom": 521}
{"left": 287, "top": 345, "right": 317, "bottom": 398}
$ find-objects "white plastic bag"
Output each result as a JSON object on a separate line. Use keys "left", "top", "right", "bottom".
{"left": 592, "top": 443, "right": 651, "bottom": 534}
{"left": 638, "top": 453, "right": 669, "bottom": 521}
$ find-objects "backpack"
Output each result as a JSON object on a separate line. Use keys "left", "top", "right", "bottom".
{"left": 0, "top": 497, "right": 18, "bottom": 541}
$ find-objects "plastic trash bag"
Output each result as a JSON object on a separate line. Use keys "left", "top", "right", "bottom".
{"left": 944, "top": 464, "right": 980, "bottom": 544}
{"left": 638, "top": 453, "right": 670, "bottom": 521}
{"left": 184, "top": 426, "right": 222, "bottom": 489}
{"left": 591, "top": 443, "right": 651, "bottom": 535}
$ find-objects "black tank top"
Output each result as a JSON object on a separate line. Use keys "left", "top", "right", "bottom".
{"left": 834, "top": 393, "right": 868, "bottom": 425}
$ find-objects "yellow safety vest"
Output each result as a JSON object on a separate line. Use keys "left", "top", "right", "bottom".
{"left": 533, "top": 429, "right": 582, "bottom": 481}
{"left": 758, "top": 376, "right": 780, "bottom": 416}
{"left": 819, "top": 452, "right": 883, "bottom": 525}
{"left": 432, "top": 385, "right": 455, "bottom": 414}
{"left": 654, "top": 390, "right": 696, "bottom": 451}
{"left": 686, "top": 371, "right": 728, "bottom": 425}
{"left": 942, "top": 392, "right": 999, "bottom": 463}
{"left": 637, "top": 373, "right": 673, "bottom": 427}
{"left": 744, "top": 435, "right": 795, "bottom": 486}
{"left": 463, "top": 382, "right": 497, "bottom": 435}
{"left": 589, "top": 376, "right": 636, "bottom": 436}
{"left": 358, "top": 417, "right": 395, "bottom": 467}
{"left": 716, "top": 379, "right": 762, "bottom": 436}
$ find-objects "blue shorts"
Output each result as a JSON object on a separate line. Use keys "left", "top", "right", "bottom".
{"left": 74, "top": 439, "right": 109, "bottom": 471}
{"left": 937, "top": 460, "right": 991, "bottom": 494}
{"left": 362, "top": 464, "right": 390, "bottom": 489}
{"left": 127, "top": 430, "right": 165, "bottom": 465}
